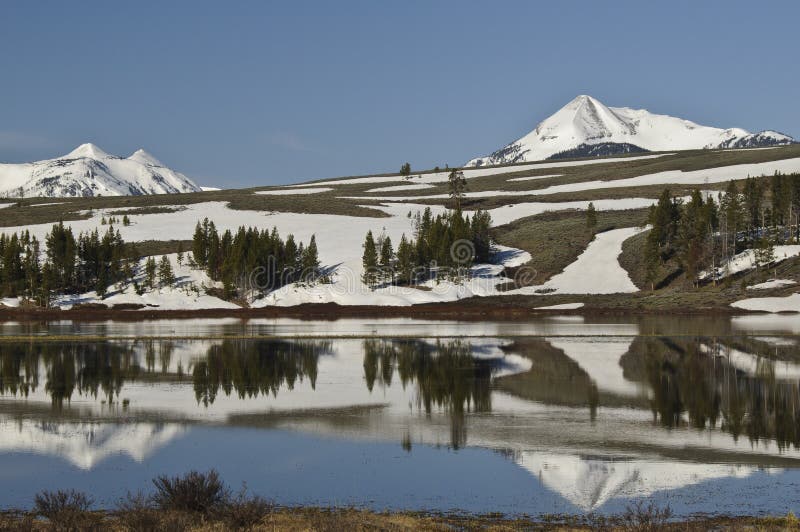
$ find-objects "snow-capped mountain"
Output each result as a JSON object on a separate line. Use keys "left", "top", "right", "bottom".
{"left": 467, "top": 95, "right": 795, "bottom": 166}
{"left": 0, "top": 143, "right": 201, "bottom": 197}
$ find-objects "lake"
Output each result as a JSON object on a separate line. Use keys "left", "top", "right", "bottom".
{"left": 1, "top": 315, "right": 799, "bottom": 517}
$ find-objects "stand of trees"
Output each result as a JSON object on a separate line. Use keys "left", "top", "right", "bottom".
{"left": 0, "top": 222, "right": 137, "bottom": 305}
{"left": 644, "top": 173, "right": 800, "bottom": 289}
{"left": 361, "top": 207, "right": 492, "bottom": 288}
{"left": 191, "top": 218, "right": 322, "bottom": 299}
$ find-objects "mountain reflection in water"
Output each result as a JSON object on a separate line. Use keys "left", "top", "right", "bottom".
{"left": 1, "top": 331, "right": 800, "bottom": 514}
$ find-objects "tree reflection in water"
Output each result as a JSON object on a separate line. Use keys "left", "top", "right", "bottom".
{"left": 192, "top": 339, "right": 330, "bottom": 406}
{"left": 363, "top": 339, "right": 498, "bottom": 449}
{"left": 628, "top": 337, "right": 800, "bottom": 450}
{"left": 0, "top": 339, "right": 332, "bottom": 410}
{"left": 3, "top": 336, "right": 800, "bottom": 451}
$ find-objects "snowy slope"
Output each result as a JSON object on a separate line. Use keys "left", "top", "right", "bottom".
{"left": 467, "top": 95, "right": 795, "bottom": 166}
{"left": 0, "top": 143, "right": 201, "bottom": 197}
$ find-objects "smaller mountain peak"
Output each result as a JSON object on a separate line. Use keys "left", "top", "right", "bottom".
{"left": 63, "top": 143, "right": 110, "bottom": 160}
{"left": 128, "top": 148, "right": 163, "bottom": 166}
{"left": 567, "top": 94, "right": 601, "bottom": 107}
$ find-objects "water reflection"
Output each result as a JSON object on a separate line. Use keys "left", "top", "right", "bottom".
{"left": 629, "top": 337, "right": 800, "bottom": 450}
{"left": 0, "top": 329, "right": 800, "bottom": 515}
{"left": 363, "top": 339, "right": 496, "bottom": 448}
{"left": 193, "top": 340, "right": 330, "bottom": 406}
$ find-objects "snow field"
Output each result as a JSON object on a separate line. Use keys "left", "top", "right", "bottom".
{"left": 0, "top": 196, "right": 654, "bottom": 307}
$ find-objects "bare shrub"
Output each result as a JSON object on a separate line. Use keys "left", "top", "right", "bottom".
{"left": 151, "top": 470, "right": 229, "bottom": 515}
{"left": 116, "top": 491, "right": 161, "bottom": 532}
{"left": 221, "top": 485, "right": 273, "bottom": 530}
{"left": 33, "top": 489, "right": 98, "bottom": 530}
{"left": 621, "top": 500, "right": 673, "bottom": 531}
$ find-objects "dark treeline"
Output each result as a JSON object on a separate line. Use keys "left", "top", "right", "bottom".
{"left": 644, "top": 173, "right": 800, "bottom": 289}
{"left": 363, "top": 338, "right": 495, "bottom": 448}
{"left": 0, "top": 222, "right": 137, "bottom": 304}
{"left": 361, "top": 208, "right": 492, "bottom": 288}
{"left": 626, "top": 336, "right": 800, "bottom": 450}
{"left": 192, "top": 218, "right": 322, "bottom": 300}
{"left": 0, "top": 341, "right": 139, "bottom": 408}
{"left": 192, "top": 339, "right": 330, "bottom": 406}
{"left": 0, "top": 339, "right": 332, "bottom": 410}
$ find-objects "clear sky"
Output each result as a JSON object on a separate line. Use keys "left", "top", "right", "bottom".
{"left": 1, "top": 1, "right": 798, "bottom": 188}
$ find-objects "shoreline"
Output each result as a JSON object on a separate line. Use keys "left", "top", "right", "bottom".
{"left": 0, "top": 506, "right": 796, "bottom": 531}
{"left": 0, "top": 300, "right": 785, "bottom": 322}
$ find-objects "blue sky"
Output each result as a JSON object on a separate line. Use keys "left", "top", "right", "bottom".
{"left": 1, "top": 1, "right": 798, "bottom": 187}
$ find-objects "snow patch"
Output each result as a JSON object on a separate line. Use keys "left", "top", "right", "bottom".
{"left": 535, "top": 302, "right": 585, "bottom": 310}
{"left": 747, "top": 279, "right": 797, "bottom": 290}
{"left": 731, "top": 293, "right": 800, "bottom": 313}
{"left": 255, "top": 187, "right": 333, "bottom": 195}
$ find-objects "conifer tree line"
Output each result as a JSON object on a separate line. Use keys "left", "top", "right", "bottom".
{"left": 361, "top": 207, "right": 492, "bottom": 288}
{"left": 191, "top": 218, "right": 322, "bottom": 299}
{"left": 643, "top": 173, "right": 800, "bottom": 290}
{"left": 0, "top": 222, "right": 142, "bottom": 305}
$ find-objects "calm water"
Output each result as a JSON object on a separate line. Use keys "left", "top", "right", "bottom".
{"left": 1, "top": 316, "right": 800, "bottom": 516}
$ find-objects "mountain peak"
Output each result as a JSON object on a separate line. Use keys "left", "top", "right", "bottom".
{"left": 0, "top": 144, "right": 200, "bottom": 197}
{"left": 127, "top": 148, "right": 164, "bottom": 167}
{"left": 566, "top": 94, "right": 599, "bottom": 107}
{"left": 62, "top": 143, "right": 110, "bottom": 160}
{"left": 466, "top": 97, "right": 795, "bottom": 167}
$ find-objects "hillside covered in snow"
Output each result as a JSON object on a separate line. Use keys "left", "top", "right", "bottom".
{"left": 467, "top": 95, "right": 795, "bottom": 167}
{"left": 0, "top": 143, "right": 201, "bottom": 197}
{"left": 0, "top": 138, "right": 799, "bottom": 315}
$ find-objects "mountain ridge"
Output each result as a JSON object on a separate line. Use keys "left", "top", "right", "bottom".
{"left": 0, "top": 143, "right": 201, "bottom": 198}
{"left": 467, "top": 95, "right": 795, "bottom": 167}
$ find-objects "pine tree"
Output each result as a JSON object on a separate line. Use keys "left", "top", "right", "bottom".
{"left": 145, "top": 257, "right": 157, "bottom": 289}
{"left": 379, "top": 235, "right": 394, "bottom": 283}
{"left": 301, "top": 234, "right": 320, "bottom": 282}
{"left": 754, "top": 235, "right": 776, "bottom": 270}
{"left": 395, "top": 234, "right": 415, "bottom": 285}
{"left": 158, "top": 256, "right": 175, "bottom": 287}
{"left": 176, "top": 242, "right": 184, "bottom": 266}
{"left": 192, "top": 219, "right": 209, "bottom": 268}
{"left": 586, "top": 202, "right": 598, "bottom": 232}
{"left": 400, "top": 162, "right": 411, "bottom": 178}
{"left": 644, "top": 231, "right": 661, "bottom": 291}
{"left": 362, "top": 230, "right": 378, "bottom": 288}
{"left": 448, "top": 169, "right": 467, "bottom": 211}
{"left": 676, "top": 190, "right": 716, "bottom": 287}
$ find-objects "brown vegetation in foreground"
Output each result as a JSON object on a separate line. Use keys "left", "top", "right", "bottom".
{"left": 1, "top": 471, "right": 797, "bottom": 531}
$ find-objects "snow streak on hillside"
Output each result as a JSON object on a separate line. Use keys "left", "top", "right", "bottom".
{"left": 467, "top": 95, "right": 794, "bottom": 166}
{"left": 0, "top": 143, "right": 201, "bottom": 197}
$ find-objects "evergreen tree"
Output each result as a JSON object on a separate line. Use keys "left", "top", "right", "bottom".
{"left": 742, "top": 177, "right": 764, "bottom": 243}
{"left": 471, "top": 210, "right": 492, "bottom": 263}
{"left": 379, "top": 235, "right": 394, "bottom": 283}
{"left": 643, "top": 231, "right": 661, "bottom": 291}
{"left": 771, "top": 172, "right": 790, "bottom": 228}
{"left": 400, "top": 162, "right": 411, "bottom": 177}
{"left": 145, "top": 257, "right": 157, "bottom": 289}
{"left": 362, "top": 230, "right": 378, "bottom": 288}
{"left": 448, "top": 169, "right": 467, "bottom": 211}
{"left": 720, "top": 180, "right": 743, "bottom": 257}
{"left": 586, "top": 202, "right": 598, "bottom": 232}
{"left": 192, "top": 219, "right": 209, "bottom": 268}
{"left": 754, "top": 235, "right": 776, "bottom": 270}
{"left": 395, "top": 234, "right": 415, "bottom": 285}
{"left": 677, "top": 190, "right": 712, "bottom": 287}
{"left": 45, "top": 222, "right": 77, "bottom": 291}
{"left": 301, "top": 234, "right": 320, "bottom": 280}
{"left": 158, "top": 256, "right": 175, "bottom": 287}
